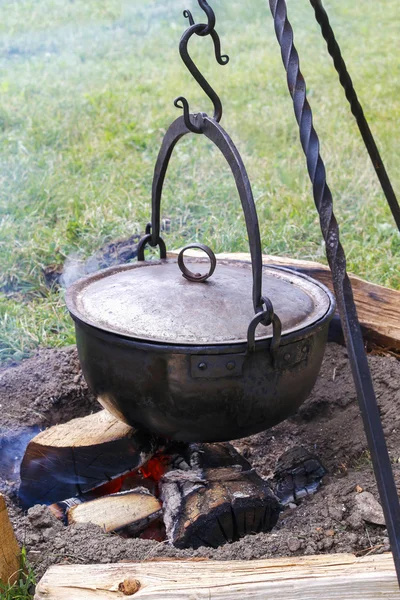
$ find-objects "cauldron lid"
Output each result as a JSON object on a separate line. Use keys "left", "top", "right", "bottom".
{"left": 66, "top": 258, "right": 332, "bottom": 345}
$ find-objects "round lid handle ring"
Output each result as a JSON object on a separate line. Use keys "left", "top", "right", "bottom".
{"left": 178, "top": 244, "right": 216, "bottom": 282}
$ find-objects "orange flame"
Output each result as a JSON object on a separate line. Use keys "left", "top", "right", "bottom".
{"left": 140, "top": 455, "right": 168, "bottom": 481}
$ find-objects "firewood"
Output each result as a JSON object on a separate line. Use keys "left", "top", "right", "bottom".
{"left": 67, "top": 488, "right": 162, "bottom": 535}
{"left": 273, "top": 446, "right": 327, "bottom": 505}
{"left": 34, "top": 553, "right": 399, "bottom": 599}
{"left": 160, "top": 443, "right": 280, "bottom": 548}
{"left": 0, "top": 494, "right": 20, "bottom": 586}
{"left": 19, "top": 410, "right": 163, "bottom": 509}
{"left": 169, "top": 250, "right": 400, "bottom": 352}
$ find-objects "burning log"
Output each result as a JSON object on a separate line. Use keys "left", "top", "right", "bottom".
{"left": 0, "top": 494, "right": 20, "bottom": 585}
{"left": 160, "top": 443, "right": 281, "bottom": 548}
{"left": 19, "top": 410, "right": 163, "bottom": 509}
{"left": 48, "top": 455, "right": 168, "bottom": 524}
{"left": 67, "top": 488, "right": 162, "bottom": 535}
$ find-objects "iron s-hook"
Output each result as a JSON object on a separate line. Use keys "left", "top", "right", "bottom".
{"left": 174, "top": 0, "right": 229, "bottom": 133}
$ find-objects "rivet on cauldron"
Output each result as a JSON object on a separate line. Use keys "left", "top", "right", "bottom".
{"left": 284, "top": 353, "right": 291, "bottom": 362}
{"left": 226, "top": 361, "right": 236, "bottom": 371}
{"left": 198, "top": 362, "right": 207, "bottom": 371}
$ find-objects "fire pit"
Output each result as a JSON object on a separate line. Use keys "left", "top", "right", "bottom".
{"left": 18, "top": 405, "right": 332, "bottom": 549}
{"left": 55, "top": 0, "right": 400, "bottom": 580}
{"left": 1, "top": 0, "right": 400, "bottom": 593}
{"left": 1, "top": 340, "right": 399, "bottom": 583}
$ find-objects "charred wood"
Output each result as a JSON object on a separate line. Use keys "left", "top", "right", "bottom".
{"left": 274, "top": 446, "right": 327, "bottom": 505}
{"left": 19, "top": 410, "right": 163, "bottom": 509}
{"left": 160, "top": 443, "right": 281, "bottom": 548}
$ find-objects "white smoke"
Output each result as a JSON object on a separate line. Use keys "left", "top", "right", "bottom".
{"left": 59, "top": 254, "right": 87, "bottom": 289}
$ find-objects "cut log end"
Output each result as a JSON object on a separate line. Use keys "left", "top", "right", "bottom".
{"left": 19, "top": 410, "right": 164, "bottom": 508}
{"left": 67, "top": 488, "right": 162, "bottom": 535}
{"left": 160, "top": 443, "right": 281, "bottom": 548}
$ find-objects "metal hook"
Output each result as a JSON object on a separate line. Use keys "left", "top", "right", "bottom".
{"left": 182, "top": 1, "right": 216, "bottom": 36}
{"left": 174, "top": 2, "right": 229, "bottom": 128}
{"left": 174, "top": 97, "right": 203, "bottom": 134}
{"left": 183, "top": 9, "right": 195, "bottom": 27}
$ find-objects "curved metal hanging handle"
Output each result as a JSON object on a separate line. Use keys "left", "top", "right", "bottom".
{"left": 142, "top": 114, "right": 277, "bottom": 332}
{"left": 174, "top": 1, "right": 229, "bottom": 133}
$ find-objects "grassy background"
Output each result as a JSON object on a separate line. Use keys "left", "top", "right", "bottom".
{"left": 0, "top": 0, "right": 399, "bottom": 362}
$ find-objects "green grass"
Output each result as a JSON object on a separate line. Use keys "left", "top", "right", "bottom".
{"left": 0, "top": 547, "right": 36, "bottom": 600}
{"left": 0, "top": 0, "right": 399, "bottom": 361}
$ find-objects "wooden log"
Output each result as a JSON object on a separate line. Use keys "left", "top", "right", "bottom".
{"left": 19, "top": 410, "right": 163, "bottom": 509}
{"left": 34, "top": 553, "right": 399, "bottom": 599}
{"left": 273, "top": 446, "right": 327, "bottom": 505}
{"left": 160, "top": 443, "right": 280, "bottom": 548}
{"left": 169, "top": 250, "right": 400, "bottom": 352}
{"left": 67, "top": 488, "right": 162, "bottom": 535}
{"left": 0, "top": 494, "right": 20, "bottom": 586}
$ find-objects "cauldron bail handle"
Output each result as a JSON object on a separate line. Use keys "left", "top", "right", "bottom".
{"left": 141, "top": 112, "right": 280, "bottom": 339}
{"left": 138, "top": 0, "right": 280, "bottom": 348}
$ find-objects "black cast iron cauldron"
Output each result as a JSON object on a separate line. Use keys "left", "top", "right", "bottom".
{"left": 66, "top": 115, "right": 335, "bottom": 442}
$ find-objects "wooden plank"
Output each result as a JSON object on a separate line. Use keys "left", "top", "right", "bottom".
{"left": 19, "top": 410, "right": 163, "bottom": 509}
{"left": 169, "top": 250, "right": 400, "bottom": 351}
{"left": 34, "top": 553, "right": 399, "bottom": 599}
{"left": 0, "top": 494, "right": 20, "bottom": 586}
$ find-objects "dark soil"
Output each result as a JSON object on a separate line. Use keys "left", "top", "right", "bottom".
{"left": 1, "top": 343, "right": 399, "bottom": 579}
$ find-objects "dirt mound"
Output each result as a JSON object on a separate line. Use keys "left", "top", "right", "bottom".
{"left": 0, "top": 346, "right": 98, "bottom": 431}
{"left": 1, "top": 343, "right": 399, "bottom": 578}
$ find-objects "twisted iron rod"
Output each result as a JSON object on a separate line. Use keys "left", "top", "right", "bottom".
{"left": 310, "top": 0, "right": 400, "bottom": 231}
{"left": 269, "top": 0, "right": 400, "bottom": 584}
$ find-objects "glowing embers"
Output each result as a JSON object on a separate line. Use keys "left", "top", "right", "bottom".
{"left": 18, "top": 411, "right": 281, "bottom": 548}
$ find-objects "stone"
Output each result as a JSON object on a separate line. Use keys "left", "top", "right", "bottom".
{"left": 323, "top": 537, "right": 334, "bottom": 550}
{"left": 346, "top": 509, "right": 364, "bottom": 530}
{"left": 287, "top": 538, "right": 301, "bottom": 552}
{"left": 27, "top": 505, "right": 59, "bottom": 529}
{"left": 328, "top": 504, "right": 343, "bottom": 522}
{"left": 355, "top": 491, "right": 386, "bottom": 526}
